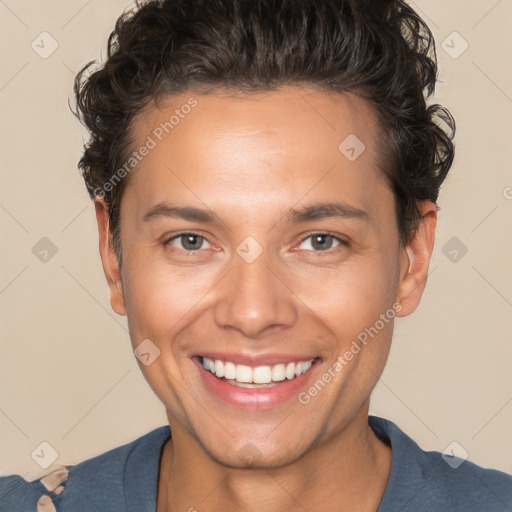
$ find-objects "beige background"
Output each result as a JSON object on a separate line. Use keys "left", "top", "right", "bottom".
{"left": 0, "top": 0, "right": 511, "bottom": 481}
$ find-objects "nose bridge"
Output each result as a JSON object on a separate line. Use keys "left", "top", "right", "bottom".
{"left": 213, "top": 245, "right": 297, "bottom": 338}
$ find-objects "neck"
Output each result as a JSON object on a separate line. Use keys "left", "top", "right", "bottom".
{"left": 157, "top": 405, "right": 391, "bottom": 512}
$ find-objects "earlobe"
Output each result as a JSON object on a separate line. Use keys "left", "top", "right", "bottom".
{"left": 94, "top": 198, "right": 127, "bottom": 316}
{"left": 395, "top": 201, "right": 437, "bottom": 317}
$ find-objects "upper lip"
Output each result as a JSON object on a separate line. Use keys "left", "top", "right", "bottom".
{"left": 193, "top": 352, "right": 320, "bottom": 367}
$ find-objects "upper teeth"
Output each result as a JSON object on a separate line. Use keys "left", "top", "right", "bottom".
{"left": 202, "top": 357, "right": 314, "bottom": 384}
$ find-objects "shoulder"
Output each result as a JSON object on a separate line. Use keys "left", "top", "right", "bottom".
{"left": 370, "top": 416, "right": 512, "bottom": 512}
{"left": 0, "top": 425, "right": 171, "bottom": 512}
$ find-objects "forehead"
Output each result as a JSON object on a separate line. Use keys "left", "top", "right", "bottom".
{"left": 133, "top": 87, "right": 381, "bottom": 158}
{"left": 123, "top": 87, "right": 391, "bottom": 225}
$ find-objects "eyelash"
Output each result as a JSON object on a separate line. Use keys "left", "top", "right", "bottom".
{"left": 163, "top": 231, "right": 349, "bottom": 256}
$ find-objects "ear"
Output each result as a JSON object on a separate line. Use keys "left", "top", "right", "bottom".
{"left": 94, "top": 197, "right": 127, "bottom": 316}
{"left": 395, "top": 200, "right": 437, "bottom": 317}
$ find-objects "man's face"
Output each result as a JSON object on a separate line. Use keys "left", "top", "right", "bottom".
{"left": 99, "top": 87, "right": 427, "bottom": 467}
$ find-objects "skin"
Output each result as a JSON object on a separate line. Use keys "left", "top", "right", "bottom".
{"left": 94, "top": 87, "right": 437, "bottom": 511}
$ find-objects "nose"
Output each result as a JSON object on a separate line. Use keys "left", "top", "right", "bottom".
{"left": 213, "top": 248, "right": 298, "bottom": 339}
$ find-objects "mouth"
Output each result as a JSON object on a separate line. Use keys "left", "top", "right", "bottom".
{"left": 191, "top": 355, "right": 322, "bottom": 408}
{"left": 198, "top": 355, "right": 319, "bottom": 388}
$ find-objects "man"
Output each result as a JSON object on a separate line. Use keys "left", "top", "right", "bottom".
{"left": 1, "top": 0, "right": 510, "bottom": 510}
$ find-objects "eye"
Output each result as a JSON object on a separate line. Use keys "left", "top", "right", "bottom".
{"left": 297, "top": 233, "right": 346, "bottom": 253}
{"left": 163, "top": 232, "right": 347, "bottom": 255}
{"left": 165, "top": 232, "right": 212, "bottom": 252}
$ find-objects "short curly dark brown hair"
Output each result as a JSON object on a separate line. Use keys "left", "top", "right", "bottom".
{"left": 73, "top": 0, "right": 455, "bottom": 269}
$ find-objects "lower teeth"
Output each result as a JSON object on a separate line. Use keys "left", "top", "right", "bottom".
{"left": 224, "top": 378, "right": 278, "bottom": 388}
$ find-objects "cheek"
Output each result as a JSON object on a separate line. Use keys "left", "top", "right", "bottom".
{"left": 121, "top": 254, "right": 219, "bottom": 345}
{"left": 291, "top": 254, "right": 396, "bottom": 339}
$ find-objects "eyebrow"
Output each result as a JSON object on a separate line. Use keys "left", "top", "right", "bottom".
{"left": 142, "top": 201, "right": 369, "bottom": 225}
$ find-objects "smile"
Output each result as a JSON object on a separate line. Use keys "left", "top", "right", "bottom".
{"left": 200, "top": 356, "right": 317, "bottom": 388}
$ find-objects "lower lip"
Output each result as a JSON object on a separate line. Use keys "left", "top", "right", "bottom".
{"left": 192, "top": 357, "right": 321, "bottom": 409}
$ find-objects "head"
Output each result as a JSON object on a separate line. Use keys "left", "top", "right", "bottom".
{"left": 73, "top": 0, "right": 454, "bottom": 468}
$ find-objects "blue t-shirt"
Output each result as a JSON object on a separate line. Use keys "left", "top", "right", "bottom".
{"left": 1, "top": 416, "right": 510, "bottom": 511}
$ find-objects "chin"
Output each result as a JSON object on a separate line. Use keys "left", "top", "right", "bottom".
{"left": 199, "top": 432, "right": 318, "bottom": 470}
